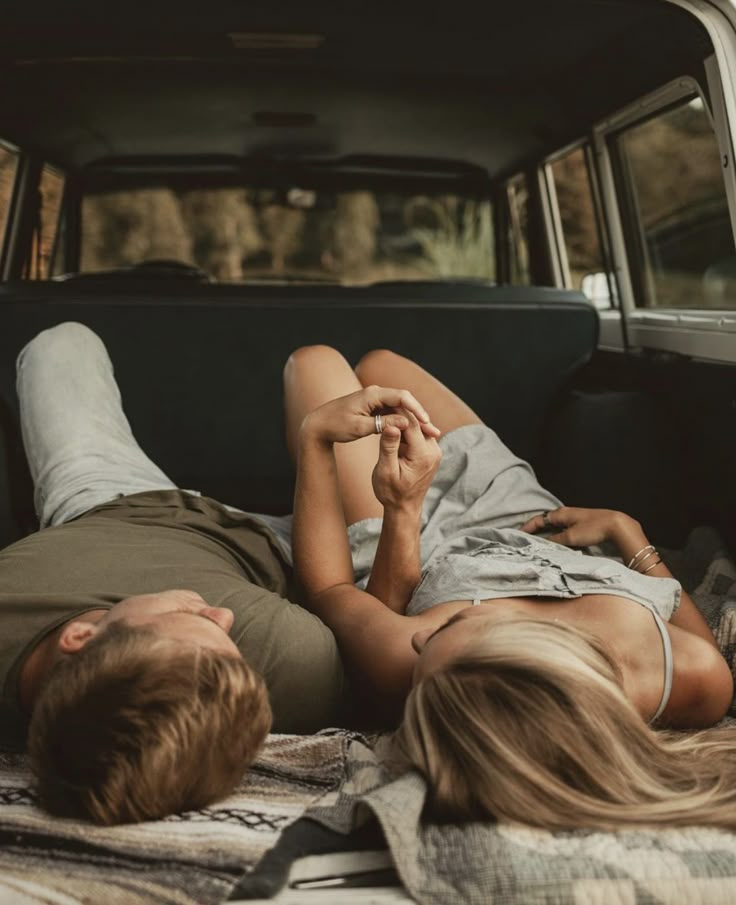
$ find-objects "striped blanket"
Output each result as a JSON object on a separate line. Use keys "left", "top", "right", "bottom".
{"left": 2, "top": 526, "right": 736, "bottom": 905}
{"left": 305, "top": 526, "right": 736, "bottom": 905}
{"left": 0, "top": 731, "right": 354, "bottom": 905}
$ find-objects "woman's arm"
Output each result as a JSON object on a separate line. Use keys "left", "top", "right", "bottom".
{"left": 666, "top": 622, "right": 733, "bottom": 727}
{"left": 305, "top": 582, "right": 420, "bottom": 720}
{"left": 292, "top": 388, "right": 440, "bottom": 716}
{"left": 366, "top": 412, "right": 442, "bottom": 612}
{"left": 522, "top": 507, "right": 718, "bottom": 647}
{"left": 365, "top": 505, "right": 422, "bottom": 612}
{"left": 293, "top": 424, "right": 409, "bottom": 719}
{"left": 607, "top": 513, "right": 717, "bottom": 647}
{"left": 293, "top": 386, "right": 438, "bottom": 598}
{"left": 294, "top": 424, "right": 355, "bottom": 592}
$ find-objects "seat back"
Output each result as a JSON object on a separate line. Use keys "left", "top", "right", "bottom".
{"left": 0, "top": 283, "right": 598, "bottom": 547}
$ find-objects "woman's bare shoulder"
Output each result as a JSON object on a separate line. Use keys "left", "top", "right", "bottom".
{"left": 666, "top": 626, "right": 733, "bottom": 729}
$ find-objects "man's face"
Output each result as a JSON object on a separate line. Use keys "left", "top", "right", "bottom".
{"left": 95, "top": 589, "right": 240, "bottom": 657}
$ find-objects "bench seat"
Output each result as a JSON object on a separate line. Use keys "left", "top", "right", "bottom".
{"left": 0, "top": 282, "right": 597, "bottom": 547}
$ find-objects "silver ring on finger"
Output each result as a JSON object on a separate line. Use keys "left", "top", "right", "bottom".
{"left": 542, "top": 511, "right": 552, "bottom": 528}
{"left": 374, "top": 413, "right": 383, "bottom": 435}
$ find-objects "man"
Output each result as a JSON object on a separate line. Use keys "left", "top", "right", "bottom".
{"left": 0, "top": 322, "right": 345, "bottom": 824}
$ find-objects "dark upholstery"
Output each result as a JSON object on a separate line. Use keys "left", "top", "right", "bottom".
{"left": 0, "top": 282, "right": 598, "bottom": 548}
{"left": 535, "top": 390, "right": 690, "bottom": 548}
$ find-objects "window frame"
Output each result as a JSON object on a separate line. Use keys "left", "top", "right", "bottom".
{"left": 537, "top": 157, "right": 568, "bottom": 288}
{"left": 31, "top": 161, "right": 67, "bottom": 281}
{"left": 592, "top": 66, "right": 736, "bottom": 363}
{"left": 0, "top": 147, "right": 70, "bottom": 282}
{"left": 542, "top": 139, "right": 617, "bottom": 308}
{"left": 538, "top": 138, "right": 625, "bottom": 352}
{"left": 0, "top": 138, "right": 22, "bottom": 281}
{"left": 498, "top": 171, "right": 532, "bottom": 286}
{"left": 597, "top": 76, "right": 721, "bottom": 307}
{"left": 532, "top": 0, "right": 736, "bottom": 365}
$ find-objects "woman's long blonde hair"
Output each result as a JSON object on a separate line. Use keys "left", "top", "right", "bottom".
{"left": 394, "top": 617, "right": 736, "bottom": 830}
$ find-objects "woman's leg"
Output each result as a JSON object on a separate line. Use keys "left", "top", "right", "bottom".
{"left": 357, "top": 348, "right": 563, "bottom": 531}
{"left": 355, "top": 349, "right": 482, "bottom": 435}
{"left": 283, "top": 345, "right": 383, "bottom": 524}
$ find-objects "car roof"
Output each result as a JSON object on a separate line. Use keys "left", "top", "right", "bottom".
{"left": 0, "top": 1, "right": 710, "bottom": 176}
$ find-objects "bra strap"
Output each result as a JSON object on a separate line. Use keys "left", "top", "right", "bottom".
{"left": 649, "top": 610, "right": 674, "bottom": 723}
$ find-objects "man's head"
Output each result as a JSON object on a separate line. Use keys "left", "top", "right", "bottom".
{"left": 57, "top": 589, "right": 241, "bottom": 657}
{"left": 29, "top": 590, "right": 272, "bottom": 824}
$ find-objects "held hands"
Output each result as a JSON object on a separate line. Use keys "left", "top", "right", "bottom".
{"left": 520, "top": 506, "right": 641, "bottom": 548}
{"left": 303, "top": 384, "right": 441, "bottom": 445}
{"left": 301, "top": 384, "right": 443, "bottom": 512}
{"left": 372, "top": 408, "right": 443, "bottom": 511}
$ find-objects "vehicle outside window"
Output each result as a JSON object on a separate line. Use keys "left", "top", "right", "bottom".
{"left": 0, "top": 142, "right": 19, "bottom": 257}
{"left": 615, "top": 95, "right": 735, "bottom": 309}
{"left": 26, "top": 163, "right": 65, "bottom": 280}
{"left": 505, "top": 173, "right": 531, "bottom": 285}
{"left": 549, "top": 145, "right": 611, "bottom": 308}
{"left": 79, "top": 184, "right": 494, "bottom": 284}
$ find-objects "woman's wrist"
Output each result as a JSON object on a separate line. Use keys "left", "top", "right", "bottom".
{"left": 608, "top": 513, "right": 651, "bottom": 560}
{"left": 299, "top": 412, "right": 334, "bottom": 449}
{"left": 381, "top": 499, "right": 423, "bottom": 521}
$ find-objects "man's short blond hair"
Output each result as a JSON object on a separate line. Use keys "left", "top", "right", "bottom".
{"left": 28, "top": 621, "right": 271, "bottom": 824}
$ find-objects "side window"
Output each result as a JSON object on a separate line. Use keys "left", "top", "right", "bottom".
{"left": 505, "top": 173, "right": 531, "bottom": 285}
{"left": 549, "top": 145, "right": 611, "bottom": 308}
{"left": 614, "top": 96, "right": 735, "bottom": 309}
{"left": 0, "top": 142, "right": 20, "bottom": 259}
{"left": 27, "top": 163, "right": 65, "bottom": 280}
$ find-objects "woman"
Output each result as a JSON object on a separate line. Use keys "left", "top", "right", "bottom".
{"left": 286, "top": 344, "right": 736, "bottom": 830}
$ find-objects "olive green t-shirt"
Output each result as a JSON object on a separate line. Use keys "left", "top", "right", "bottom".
{"left": 0, "top": 490, "right": 345, "bottom": 750}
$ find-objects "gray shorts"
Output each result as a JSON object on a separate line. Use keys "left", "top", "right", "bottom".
{"left": 348, "top": 424, "right": 681, "bottom": 620}
{"left": 348, "top": 422, "right": 562, "bottom": 587}
{"left": 16, "top": 322, "right": 294, "bottom": 561}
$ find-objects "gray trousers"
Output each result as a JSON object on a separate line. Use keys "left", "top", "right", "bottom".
{"left": 17, "top": 322, "right": 292, "bottom": 554}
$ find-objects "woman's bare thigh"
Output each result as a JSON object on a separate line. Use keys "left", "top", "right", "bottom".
{"left": 283, "top": 345, "right": 383, "bottom": 523}
{"left": 355, "top": 349, "right": 482, "bottom": 435}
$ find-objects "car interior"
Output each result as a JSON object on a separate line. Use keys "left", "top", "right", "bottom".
{"left": 1, "top": 1, "right": 735, "bottom": 902}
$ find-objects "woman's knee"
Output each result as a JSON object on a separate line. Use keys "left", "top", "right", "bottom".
{"left": 283, "top": 345, "right": 347, "bottom": 381}
{"left": 355, "top": 348, "right": 403, "bottom": 385}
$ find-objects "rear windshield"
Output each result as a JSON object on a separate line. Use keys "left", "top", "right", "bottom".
{"left": 80, "top": 185, "right": 494, "bottom": 285}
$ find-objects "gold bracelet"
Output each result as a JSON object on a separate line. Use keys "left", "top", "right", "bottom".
{"left": 632, "top": 549, "right": 658, "bottom": 572}
{"left": 627, "top": 544, "right": 655, "bottom": 570}
{"left": 641, "top": 558, "right": 662, "bottom": 574}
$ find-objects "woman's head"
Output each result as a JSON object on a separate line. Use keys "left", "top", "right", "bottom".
{"left": 396, "top": 615, "right": 697, "bottom": 829}
{"left": 410, "top": 601, "right": 533, "bottom": 682}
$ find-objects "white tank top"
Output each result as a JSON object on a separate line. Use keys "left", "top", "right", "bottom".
{"left": 471, "top": 596, "right": 673, "bottom": 723}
